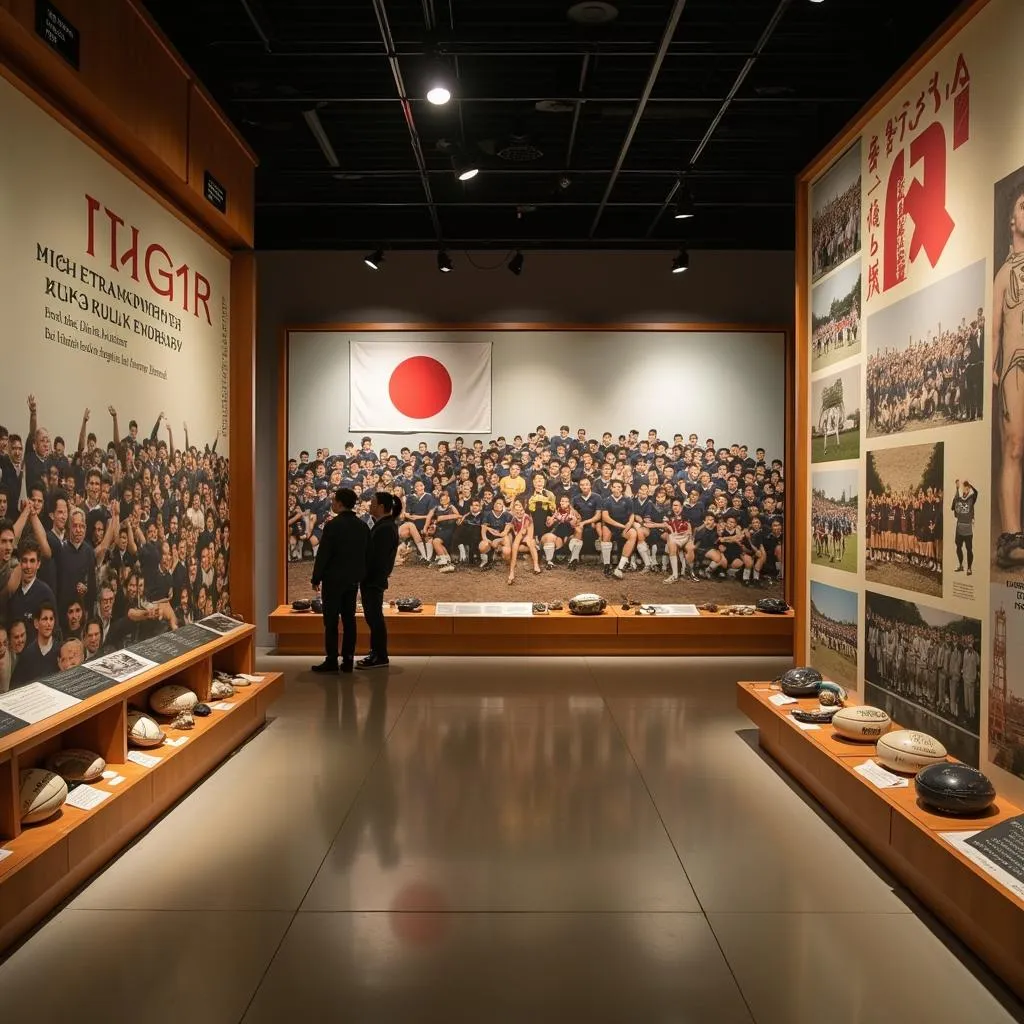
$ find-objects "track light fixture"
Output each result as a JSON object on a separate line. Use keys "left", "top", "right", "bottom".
{"left": 363, "top": 249, "right": 384, "bottom": 271}
{"left": 508, "top": 251, "right": 524, "bottom": 276}
{"left": 437, "top": 250, "right": 453, "bottom": 273}
{"left": 670, "top": 249, "right": 690, "bottom": 275}
{"left": 453, "top": 155, "right": 479, "bottom": 181}
{"left": 673, "top": 181, "right": 695, "bottom": 220}
{"left": 426, "top": 53, "right": 453, "bottom": 105}
{"left": 427, "top": 83, "right": 452, "bottom": 105}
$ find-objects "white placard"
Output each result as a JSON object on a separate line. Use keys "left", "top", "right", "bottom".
{"left": 65, "top": 785, "right": 112, "bottom": 810}
{"left": 435, "top": 602, "right": 534, "bottom": 617}
{"left": 235, "top": 673, "right": 262, "bottom": 683}
{"left": 100, "top": 770, "right": 117, "bottom": 780}
{"left": 640, "top": 604, "right": 700, "bottom": 617}
{"left": 163, "top": 736, "right": 188, "bottom": 747}
{"left": 769, "top": 693, "right": 798, "bottom": 706}
{"left": 941, "top": 831, "right": 1024, "bottom": 902}
{"left": 0, "top": 682, "right": 80, "bottom": 723}
{"left": 126, "top": 750, "right": 161, "bottom": 768}
{"left": 854, "top": 760, "right": 910, "bottom": 789}
{"left": 108, "top": 775, "right": 125, "bottom": 786}
{"left": 0, "top": 849, "right": 11, "bottom": 864}
{"left": 87, "top": 650, "right": 159, "bottom": 683}
{"left": 212, "top": 702, "right": 234, "bottom": 711}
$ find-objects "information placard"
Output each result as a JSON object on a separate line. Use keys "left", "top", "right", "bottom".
{"left": 0, "top": 710, "right": 29, "bottom": 739}
{"left": 0, "top": 682, "right": 80, "bottom": 723}
{"left": 130, "top": 632, "right": 201, "bottom": 665}
{"left": 964, "top": 815, "right": 1024, "bottom": 888}
{"left": 42, "top": 665, "right": 115, "bottom": 701}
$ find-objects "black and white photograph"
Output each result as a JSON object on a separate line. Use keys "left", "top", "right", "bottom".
{"left": 811, "top": 467, "right": 858, "bottom": 573}
{"left": 865, "top": 442, "right": 943, "bottom": 597}
{"left": 811, "top": 260, "right": 862, "bottom": 372}
{"left": 811, "top": 364, "right": 861, "bottom": 464}
{"left": 991, "top": 166, "right": 1024, "bottom": 577}
{"left": 197, "top": 613, "right": 244, "bottom": 635}
{"left": 990, "top": 597, "right": 1024, "bottom": 780}
{"left": 87, "top": 649, "right": 159, "bottom": 683}
{"left": 865, "top": 590, "right": 981, "bottom": 766}
{"left": 810, "top": 581, "right": 858, "bottom": 690}
{"left": 866, "top": 260, "right": 985, "bottom": 437}
{"left": 810, "top": 139, "right": 862, "bottom": 282}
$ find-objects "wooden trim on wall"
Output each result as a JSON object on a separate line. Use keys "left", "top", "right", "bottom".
{"left": 793, "top": 182, "right": 810, "bottom": 664}
{"left": 798, "top": 0, "right": 990, "bottom": 187}
{"left": 277, "top": 322, "right": 794, "bottom": 626}
{"left": 229, "top": 253, "right": 257, "bottom": 621}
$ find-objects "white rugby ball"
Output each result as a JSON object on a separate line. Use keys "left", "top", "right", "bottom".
{"left": 45, "top": 748, "right": 106, "bottom": 783}
{"left": 832, "top": 705, "right": 892, "bottom": 741}
{"left": 19, "top": 768, "right": 68, "bottom": 824}
{"left": 149, "top": 684, "right": 198, "bottom": 717}
{"left": 875, "top": 730, "right": 947, "bottom": 773}
{"left": 128, "top": 711, "right": 165, "bottom": 748}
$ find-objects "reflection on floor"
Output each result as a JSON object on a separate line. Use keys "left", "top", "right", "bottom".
{"left": 0, "top": 653, "right": 1021, "bottom": 1024}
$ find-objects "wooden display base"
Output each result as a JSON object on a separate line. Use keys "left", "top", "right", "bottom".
{"left": 269, "top": 604, "right": 794, "bottom": 657}
{"left": 737, "top": 683, "right": 1024, "bottom": 1000}
{"left": 0, "top": 626, "right": 282, "bottom": 953}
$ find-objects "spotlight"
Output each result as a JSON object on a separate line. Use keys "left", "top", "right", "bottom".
{"left": 670, "top": 249, "right": 690, "bottom": 274}
{"left": 363, "top": 249, "right": 384, "bottom": 271}
{"left": 437, "top": 250, "right": 453, "bottom": 273}
{"left": 427, "top": 84, "right": 452, "bottom": 105}
{"left": 673, "top": 183, "right": 695, "bottom": 220}
{"left": 508, "top": 251, "right": 524, "bottom": 276}
{"left": 453, "top": 156, "right": 479, "bottom": 181}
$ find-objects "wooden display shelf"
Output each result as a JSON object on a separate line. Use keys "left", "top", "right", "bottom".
{"left": 737, "top": 682, "right": 1024, "bottom": 1000}
{"left": 270, "top": 604, "right": 794, "bottom": 657}
{"left": 0, "top": 626, "right": 282, "bottom": 953}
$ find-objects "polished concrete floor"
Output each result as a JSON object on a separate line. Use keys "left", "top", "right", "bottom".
{"left": 0, "top": 654, "right": 1021, "bottom": 1024}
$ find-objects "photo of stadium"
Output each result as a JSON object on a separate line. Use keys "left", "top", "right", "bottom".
{"left": 810, "top": 581, "right": 857, "bottom": 690}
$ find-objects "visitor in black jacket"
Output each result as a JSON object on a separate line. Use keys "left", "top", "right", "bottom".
{"left": 358, "top": 492, "right": 400, "bottom": 669}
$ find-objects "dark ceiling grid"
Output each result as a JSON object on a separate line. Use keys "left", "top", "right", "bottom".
{"left": 139, "top": 0, "right": 966, "bottom": 251}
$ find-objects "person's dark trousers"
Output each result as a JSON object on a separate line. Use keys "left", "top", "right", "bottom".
{"left": 361, "top": 584, "right": 388, "bottom": 658}
{"left": 323, "top": 586, "right": 359, "bottom": 664}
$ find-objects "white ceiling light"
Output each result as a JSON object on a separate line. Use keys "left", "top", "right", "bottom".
{"left": 427, "top": 84, "right": 451, "bottom": 105}
{"left": 301, "top": 109, "right": 339, "bottom": 168}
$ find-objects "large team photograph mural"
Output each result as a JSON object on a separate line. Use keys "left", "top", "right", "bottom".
{"left": 0, "top": 76, "right": 231, "bottom": 697}
{"left": 285, "top": 330, "right": 786, "bottom": 604}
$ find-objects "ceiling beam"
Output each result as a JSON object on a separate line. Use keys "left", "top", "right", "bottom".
{"left": 646, "top": 0, "right": 794, "bottom": 235}
{"left": 588, "top": 0, "right": 689, "bottom": 237}
{"left": 256, "top": 200, "right": 794, "bottom": 208}
{"left": 369, "top": 0, "right": 442, "bottom": 240}
{"left": 261, "top": 167, "right": 795, "bottom": 178}
{"left": 237, "top": 0, "right": 273, "bottom": 53}
{"left": 233, "top": 94, "right": 858, "bottom": 105}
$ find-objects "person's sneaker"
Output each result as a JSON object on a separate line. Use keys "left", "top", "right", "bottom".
{"left": 663, "top": 575, "right": 678, "bottom": 584}
{"left": 311, "top": 660, "right": 338, "bottom": 674}
{"left": 568, "top": 560, "right": 579, "bottom": 571}
{"left": 439, "top": 563, "right": 456, "bottom": 574}
{"left": 356, "top": 654, "right": 389, "bottom": 669}
{"left": 967, "top": 569, "right": 973, "bottom": 576}
{"left": 954, "top": 565, "right": 964, "bottom": 572}
{"left": 545, "top": 561, "right": 555, "bottom": 570}
{"left": 340, "top": 659, "right": 354, "bottom": 674}
{"left": 613, "top": 567, "right": 624, "bottom": 579}
{"left": 603, "top": 565, "right": 613, "bottom": 577}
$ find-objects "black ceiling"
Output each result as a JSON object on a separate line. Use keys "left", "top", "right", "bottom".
{"left": 143, "top": 0, "right": 962, "bottom": 251}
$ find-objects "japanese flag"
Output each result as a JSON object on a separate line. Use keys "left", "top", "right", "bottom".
{"left": 349, "top": 340, "right": 492, "bottom": 432}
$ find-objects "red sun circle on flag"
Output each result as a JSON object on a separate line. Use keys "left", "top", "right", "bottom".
{"left": 388, "top": 356, "right": 453, "bottom": 418}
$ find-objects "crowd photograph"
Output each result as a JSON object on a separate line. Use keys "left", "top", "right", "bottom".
{"left": 811, "top": 467, "right": 858, "bottom": 573}
{"left": 811, "top": 261, "right": 861, "bottom": 373}
{"left": 866, "top": 260, "right": 985, "bottom": 438}
{"left": 865, "top": 591, "right": 981, "bottom": 766}
{"left": 809, "top": 581, "right": 857, "bottom": 689}
{"left": 810, "top": 141, "right": 862, "bottom": 283}
{"left": 811, "top": 364, "right": 861, "bottom": 464}
{"left": 865, "top": 442, "right": 943, "bottom": 598}
{"left": 0, "top": 394, "right": 231, "bottom": 693}
{"left": 285, "top": 425, "right": 785, "bottom": 604}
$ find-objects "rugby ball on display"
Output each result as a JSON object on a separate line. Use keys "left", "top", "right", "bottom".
{"left": 149, "top": 684, "right": 198, "bottom": 717}
{"left": 44, "top": 748, "right": 106, "bottom": 783}
{"left": 778, "top": 666, "right": 822, "bottom": 698}
{"left": 128, "top": 711, "right": 164, "bottom": 748}
{"left": 831, "top": 705, "right": 892, "bottom": 741}
{"left": 915, "top": 763, "right": 997, "bottom": 816}
{"left": 818, "top": 681, "right": 848, "bottom": 702}
{"left": 875, "top": 730, "right": 947, "bottom": 774}
{"left": 568, "top": 593, "right": 607, "bottom": 615}
{"left": 19, "top": 769, "right": 68, "bottom": 824}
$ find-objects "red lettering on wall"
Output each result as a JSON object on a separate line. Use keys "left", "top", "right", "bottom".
{"left": 883, "top": 151, "right": 906, "bottom": 292}
{"left": 904, "top": 123, "right": 955, "bottom": 269}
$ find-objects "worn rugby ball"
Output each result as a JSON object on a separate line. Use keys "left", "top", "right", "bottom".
{"left": 875, "top": 730, "right": 947, "bottom": 774}
{"left": 831, "top": 705, "right": 892, "bottom": 741}
{"left": 779, "top": 666, "right": 822, "bottom": 698}
{"left": 818, "top": 681, "right": 848, "bottom": 703}
{"left": 19, "top": 769, "right": 68, "bottom": 824}
{"left": 44, "top": 748, "right": 106, "bottom": 783}
{"left": 149, "top": 684, "right": 198, "bottom": 717}
{"left": 915, "top": 763, "right": 996, "bottom": 816}
{"left": 128, "top": 711, "right": 164, "bottom": 748}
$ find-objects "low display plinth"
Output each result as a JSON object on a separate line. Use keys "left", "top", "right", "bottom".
{"left": 737, "top": 683, "right": 1024, "bottom": 1000}
{"left": 270, "top": 604, "right": 794, "bottom": 656}
{"left": 0, "top": 626, "right": 282, "bottom": 953}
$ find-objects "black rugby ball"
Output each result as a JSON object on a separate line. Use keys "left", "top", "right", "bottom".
{"left": 192, "top": 703, "right": 212, "bottom": 717}
{"left": 914, "top": 762, "right": 996, "bottom": 816}
{"left": 778, "top": 666, "right": 822, "bottom": 698}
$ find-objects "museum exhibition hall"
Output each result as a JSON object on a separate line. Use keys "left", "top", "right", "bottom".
{"left": 3, "top": 0, "right": 1024, "bottom": 1020}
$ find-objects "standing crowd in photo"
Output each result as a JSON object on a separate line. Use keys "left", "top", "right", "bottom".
{"left": 812, "top": 307, "right": 860, "bottom": 364}
{"left": 866, "top": 488, "right": 943, "bottom": 575}
{"left": 866, "top": 313, "right": 985, "bottom": 434}
{"left": 811, "top": 493, "right": 856, "bottom": 564}
{"left": 0, "top": 395, "right": 230, "bottom": 692}
{"left": 865, "top": 609, "right": 981, "bottom": 729}
{"left": 286, "top": 426, "right": 785, "bottom": 587}
{"left": 810, "top": 610, "right": 856, "bottom": 663}
{"left": 811, "top": 179, "right": 861, "bottom": 279}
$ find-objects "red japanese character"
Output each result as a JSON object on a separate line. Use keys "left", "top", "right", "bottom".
{"left": 928, "top": 71, "right": 941, "bottom": 112}
{"left": 868, "top": 135, "right": 880, "bottom": 175}
{"left": 885, "top": 118, "right": 897, "bottom": 157}
{"left": 910, "top": 91, "right": 926, "bottom": 132}
{"left": 868, "top": 198, "right": 880, "bottom": 230}
{"left": 867, "top": 262, "right": 881, "bottom": 300}
{"left": 950, "top": 53, "right": 970, "bottom": 95}
{"left": 870, "top": 234, "right": 879, "bottom": 258}
{"left": 897, "top": 100, "right": 910, "bottom": 143}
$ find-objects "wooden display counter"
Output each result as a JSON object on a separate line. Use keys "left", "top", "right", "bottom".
{"left": 738, "top": 682, "right": 1024, "bottom": 1000}
{"left": 270, "top": 604, "right": 794, "bottom": 657}
{"left": 0, "top": 626, "right": 282, "bottom": 952}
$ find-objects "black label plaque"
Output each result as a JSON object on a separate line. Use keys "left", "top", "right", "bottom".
{"left": 43, "top": 665, "right": 115, "bottom": 701}
{"left": 130, "top": 632, "right": 196, "bottom": 665}
{"left": 175, "top": 623, "right": 219, "bottom": 649}
{"left": 35, "top": 1, "right": 80, "bottom": 70}
{"left": 965, "top": 815, "right": 1024, "bottom": 886}
{"left": 203, "top": 171, "right": 227, "bottom": 213}
{"left": 0, "top": 710, "right": 28, "bottom": 739}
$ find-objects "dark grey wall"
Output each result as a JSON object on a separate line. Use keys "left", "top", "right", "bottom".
{"left": 255, "top": 249, "right": 794, "bottom": 642}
